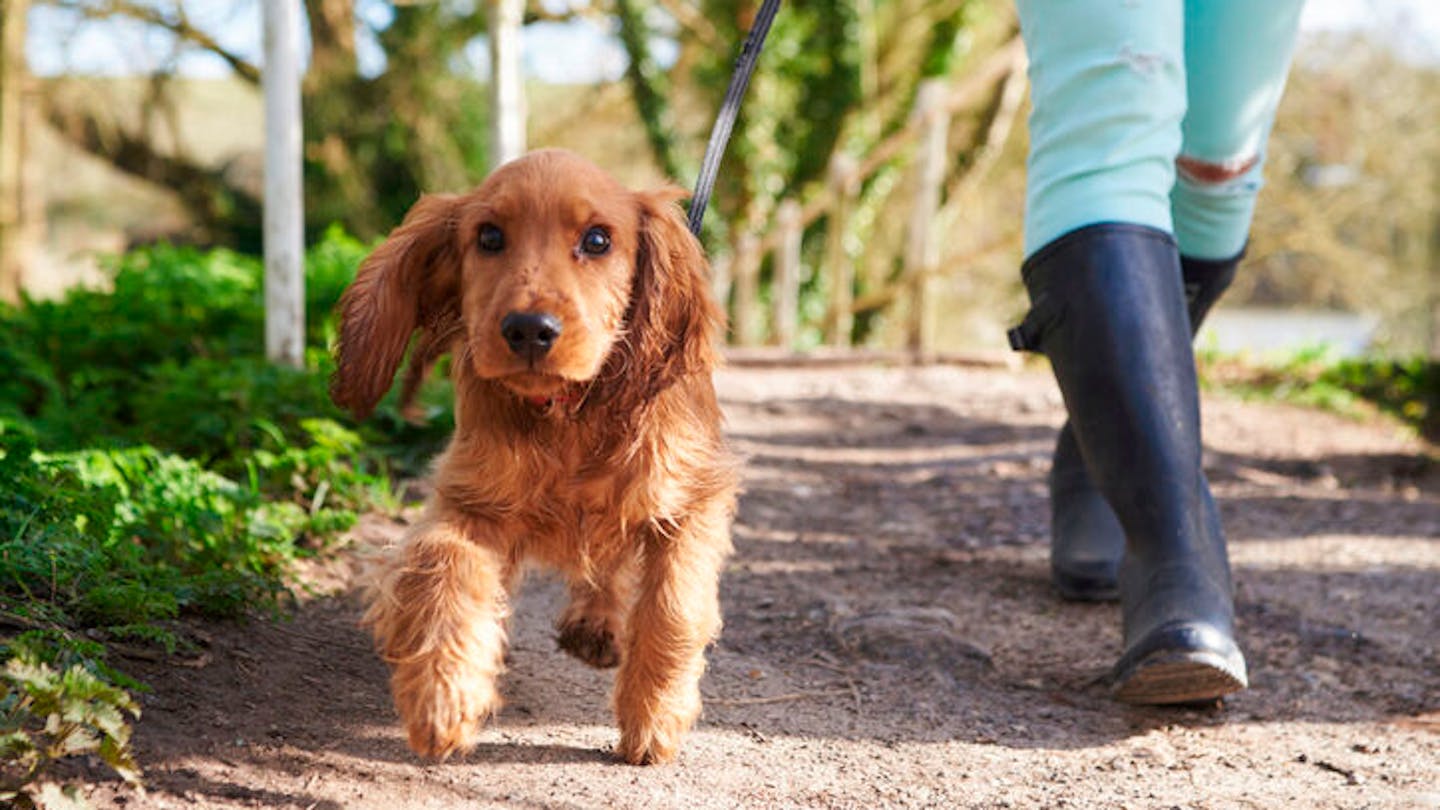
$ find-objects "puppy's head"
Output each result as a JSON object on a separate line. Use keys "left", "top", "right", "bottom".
{"left": 330, "top": 149, "right": 721, "bottom": 418}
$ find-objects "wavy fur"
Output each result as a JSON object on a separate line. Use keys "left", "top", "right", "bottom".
{"left": 334, "top": 150, "right": 738, "bottom": 765}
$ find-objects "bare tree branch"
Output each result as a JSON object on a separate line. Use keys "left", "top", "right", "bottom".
{"left": 653, "top": 0, "right": 720, "bottom": 48}
{"left": 45, "top": 99, "right": 262, "bottom": 247}
{"left": 51, "top": 0, "right": 261, "bottom": 85}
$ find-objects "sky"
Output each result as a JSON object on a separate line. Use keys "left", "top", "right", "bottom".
{"left": 25, "top": 0, "right": 1440, "bottom": 84}
{"left": 26, "top": 0, "right": 645, "bottom": 83}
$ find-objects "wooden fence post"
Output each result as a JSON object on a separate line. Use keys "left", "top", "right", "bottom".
{"left": 823, "top": 153, "right": 859, "bottom": 347}
{"left": 487, "top": 0, "right": 526, "bottom": 169}
{"left": 710, "top": 250, "right": 732, "bottom": 323}
{"left": 773, "top": 200, "right": 802, "bottom": 349}
{"left": 732, "top": 233, "right": 764, "bottom": 346}
{"left": 263, "top": 0, "right": 306, "bottom": 368}
{"left": 904, "top": 79, "right": 949, "bottom": 358}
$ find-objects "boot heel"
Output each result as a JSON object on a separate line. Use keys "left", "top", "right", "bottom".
{"left": 1111, "top": 621, "right": 1248, "bottom": 705}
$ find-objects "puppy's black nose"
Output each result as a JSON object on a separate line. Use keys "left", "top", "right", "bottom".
{"left": 500, "top": 311, "right": 563, "bottom": 360}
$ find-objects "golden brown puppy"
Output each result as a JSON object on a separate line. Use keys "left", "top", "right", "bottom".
{"left": 331, "top": 149, "right": 738, "bottom": 765}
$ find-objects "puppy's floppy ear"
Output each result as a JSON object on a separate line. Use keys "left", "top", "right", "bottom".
{"left": 601, "top": 187, "right": 724, "bottom": 408}
{"left": 331, "top": 193, "right": 462, "bottom": 420}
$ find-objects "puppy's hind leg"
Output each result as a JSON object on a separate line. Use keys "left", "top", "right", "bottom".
{"left": 364, "top": 518, "right": 512, "bottom": 759}
{"left": 556, "top": 561, "right": 634, "bottom": 669}
{"left": 614, "top": 509, "right": 730, "bottom": 765}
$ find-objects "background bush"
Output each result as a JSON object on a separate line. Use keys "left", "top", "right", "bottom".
{"left": 0, "top": 228, "right": 454, "bottom": 799}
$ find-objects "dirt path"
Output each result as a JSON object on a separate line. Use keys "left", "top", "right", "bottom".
{"left": 81, "top": 364, "right": 1438, "bottom": 809}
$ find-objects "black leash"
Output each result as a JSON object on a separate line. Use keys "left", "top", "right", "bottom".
{"left": 687, "top": 0, "right": 783, "bottom": 237}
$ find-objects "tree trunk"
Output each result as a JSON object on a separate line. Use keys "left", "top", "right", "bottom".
{"left": 306, "top": 0, "right": 358, "bottom": 80}
{"left": 615, "top": 0, "right": 685, "bottom": 182}
{"left": 0, "top": 0, "right": 30, "bottom": 302}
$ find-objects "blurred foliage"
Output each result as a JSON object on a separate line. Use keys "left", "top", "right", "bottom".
{"left": 22, "top": 2, "right": 1440, "bottom": 354}
{"left": 34, "top": 0, "right": 1028, "bottom": 346}
{"left": 301, "top": 0, "right": 492, "bottom": 239}
{"left": 1245, "top": 32, "right": 1440, "bottom": 356}
{"left": 697, "top": 0, "right": 864, "bottom": 232}
{"left": 37, "top": 0, "right": 492, "bottom": 246}
{"left": 1201, "top": 346, "right": 1440, "bottom": 442}
{"left": 619, "top": 0, "right": 1017, "bottom": 345}
{"left": 613, "top": 0, "right": 686, "bottom": 183}
{"left": 1323, "top": 358, "right": 1439, "bottom": 440}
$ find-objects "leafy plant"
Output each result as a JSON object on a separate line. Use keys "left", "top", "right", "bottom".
{"left": 0, "top": 651, "right": 141, "bottom": 808}
{"left": 1199, "top": 346, "right": 1440, "bottom": 442}
{"left": 0, "top": 227, "right": 461, "bottom": 797}
{"left": 1322, "top": 356, "right": 1440, "bottom": 441}
{"left": 3, "top": 431, "right": 282, "bottom": 642}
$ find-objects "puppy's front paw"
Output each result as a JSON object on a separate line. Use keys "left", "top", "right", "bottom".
{"left": 392, "top": 662, "right": 501, "bottom": 759}
{"left": 556, "top": 617, "right": 621, "bottom": 669}
{"left": 615, "top": 686, "right": 701, "bottom": 765}
{"left": 616, "top": 712, "right": 689, "bottom": 765}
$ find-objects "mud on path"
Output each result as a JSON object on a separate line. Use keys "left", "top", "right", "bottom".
{"left": 80, "top": 363, "right": 1438, "bottom": 809}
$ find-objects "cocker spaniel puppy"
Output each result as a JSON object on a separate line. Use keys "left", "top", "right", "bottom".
{"left": 331, "top": 149, "right": 738, "bottom": 765}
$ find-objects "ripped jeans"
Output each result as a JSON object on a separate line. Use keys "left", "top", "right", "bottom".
{"left": 1016, "top": 0, "right": 1306, "bottom": 260}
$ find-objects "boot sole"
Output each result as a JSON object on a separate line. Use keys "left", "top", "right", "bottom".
{"left": 1051, "top": 555, "right": 1121, "bottom": 602}
{"left": 1053, "top": 574, "right": 1119, "bottom": 603}
{"left": 1111, "top": 648, "right": 1247, "bottom": 705}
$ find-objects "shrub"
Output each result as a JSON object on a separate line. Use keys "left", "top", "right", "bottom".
{"left": 1201, "top": 347, "right": 1439, "bottom": 443}
{"left": 1321, "top": 357, "right": 1439, "bottom": 442}
{"left": 1, "top": 643, "right": 141, "bottom": 808}
{"left": 0, "top": 227, "right": 439, "bottom": 798}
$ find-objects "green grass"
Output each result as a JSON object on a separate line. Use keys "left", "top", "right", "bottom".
{"left": 1199, "top": 344, "right": 1440, "bottom": 442}
{"left": 0, "top": 228, "right": 456, "bottom": 802}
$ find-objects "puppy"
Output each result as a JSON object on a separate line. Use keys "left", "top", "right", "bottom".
{"left": 330, "top": 149, "right": 738, "bottom": 765}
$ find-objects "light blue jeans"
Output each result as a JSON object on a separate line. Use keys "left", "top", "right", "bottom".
{"left": 1017, "top": 0, "right": 1306, "bottom": 261}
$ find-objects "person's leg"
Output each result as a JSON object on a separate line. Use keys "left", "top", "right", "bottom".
{"left": 1017, "top": 0, "right": 1186, "bottom": 600}
{"left": 1018, "top": 0, "right": 1184, "bottom": 258}
{"left": 1044, "top": 0, "right": 1305, "bottom": 601}
{"left": 1013, "top": 0, "right": 1245, "bottom": 702}
{"left": 1049, "top": 253, "right": 1238, "bottom": 602}
{"left": 1172, "top": 0, "right": 1307, "bottom": 262}
{"left": 1011, "top": 224, "right": 1247, "bottom": 704}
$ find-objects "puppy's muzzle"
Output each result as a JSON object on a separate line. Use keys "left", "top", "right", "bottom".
{"left": 501, "top": 311, "right": 563, "bottom": 364}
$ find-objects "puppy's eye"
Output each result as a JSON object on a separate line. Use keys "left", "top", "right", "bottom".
{"left": 478, "top": 224, "right": 505, "bottom": 253}
{"left": 579, "top": 226, "right": 611, "bottom": 256}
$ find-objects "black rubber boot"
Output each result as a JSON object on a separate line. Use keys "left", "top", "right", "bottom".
{"left": 1009, "top": 223, "right": 1247, "bottom": 704}
{"left": 1048, "top": 250, "right": 1240, "bottom": 601}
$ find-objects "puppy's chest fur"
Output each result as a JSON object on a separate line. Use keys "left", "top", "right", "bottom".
{"left": 433, "top": 407, "right": 701, "bottom": 567}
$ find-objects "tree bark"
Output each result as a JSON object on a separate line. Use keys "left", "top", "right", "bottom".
{"left": 615, "top": 0, "right": 685, "bottom": 182}
{"left": 0, "top": 0, "right": 30, "bottom": 302}
{"left": 305, "top": 0, "right": 358, "bottom": 81}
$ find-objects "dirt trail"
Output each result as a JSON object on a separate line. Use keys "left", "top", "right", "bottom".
{"left": 79, "top": 364, "right": 1438, "bottom": 809}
